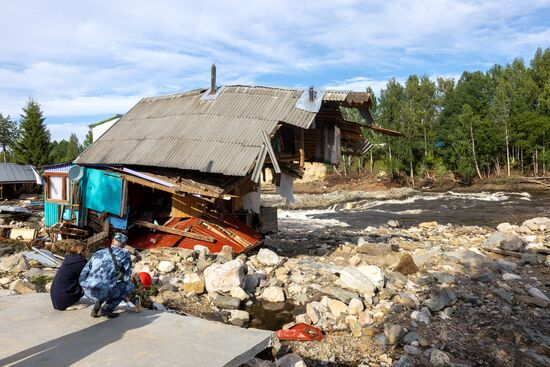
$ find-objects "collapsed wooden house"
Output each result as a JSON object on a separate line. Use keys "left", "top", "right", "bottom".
{"left": 44, "top": 69, "right": 399, "bottom": 253}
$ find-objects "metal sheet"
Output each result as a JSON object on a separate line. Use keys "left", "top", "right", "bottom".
{"left": 81, "top": 168, "right": 123, "bottom": 216}
{"left": 44, "top": 202, "right": 59, "bottom": 228}
{"left": 75, "top": 85, "right": 374, "bottom": 176}
{"left": 0, "top": 164, "right": 39, "bottom": 184}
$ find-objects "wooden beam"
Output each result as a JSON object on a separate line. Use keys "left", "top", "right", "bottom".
{"left": 261, "top": 131, "right": 281, "bottom": 174}
{"left": 299, "top": 128, "right": 305, "bottom": 168}
{"left": 131, "top": 220, "right": 216, "bottom": 243}
{"left": 121, "top": 173, "right": 222, "bottom": 198}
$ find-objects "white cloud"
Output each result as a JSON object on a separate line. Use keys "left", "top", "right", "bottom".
{"left": 0, "top": 0, "right": 548, "bottom": 120}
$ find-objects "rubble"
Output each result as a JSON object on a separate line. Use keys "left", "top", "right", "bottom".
{"left": 1, "top": 203, "right": 549, "bottom": 366}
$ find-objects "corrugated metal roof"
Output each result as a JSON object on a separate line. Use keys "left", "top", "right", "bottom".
{"left": 75, "top": 85, "right": 371, "bottom": 176}
{"left": 0, "top": 164, "right": 38, "bottom": 183}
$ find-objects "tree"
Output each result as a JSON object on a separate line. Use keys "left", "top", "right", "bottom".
{"left": 65, "top": 133, "right": 82, "bottom": 161}
{"left": 82, "top": 129, "right": 93, "bottom": 149}
{"left": 0, "top": 114, "right": 18, "bottom": 162}
{"left": 12, "top": 99, "right": 51, "bottom": 166}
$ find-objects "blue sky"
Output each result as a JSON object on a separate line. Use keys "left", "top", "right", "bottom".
{"left": 0, "top": 0, "right": 549, "bottom": 142}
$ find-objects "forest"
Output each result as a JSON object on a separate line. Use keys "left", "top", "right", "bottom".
{"left": 359, "top": 47, "right": 550, "bottom": 184}
{"left": 0, "top": 47, "right": 548, "bottom": 184}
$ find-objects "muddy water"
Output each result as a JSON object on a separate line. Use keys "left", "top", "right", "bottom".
{"left": 280, "top": 191, "right": 550, "bottom": 230}
{"left": 245, "top": 301, "right": 299, "bottom": 330}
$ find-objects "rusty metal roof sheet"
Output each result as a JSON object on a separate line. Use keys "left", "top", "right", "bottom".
{"left": 75, "top": 85, "right": 372, "bottom": 176}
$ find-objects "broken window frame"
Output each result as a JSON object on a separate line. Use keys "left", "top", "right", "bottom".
{"left": 45, "top": 172, "right": 69, "bottom": 203}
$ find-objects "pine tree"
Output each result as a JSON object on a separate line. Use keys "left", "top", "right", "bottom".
{"left": 0, "top": 113, "right": 19, "bottom": 162}
{"left": 13, "top": 99, "right": 52, "bottom": 166}
{"left": 64, "top": 133, "right": 81, "bottom": 162}
{"left": 82, "top": 129, "right": 93, "bottom": 149}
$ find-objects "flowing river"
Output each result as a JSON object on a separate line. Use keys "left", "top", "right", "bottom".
{"left": 278, "top": 191, "right": 550, "bottom": 230}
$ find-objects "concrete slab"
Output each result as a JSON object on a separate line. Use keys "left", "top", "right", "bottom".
{"left": 0, "top": 293, "right": 274, "bottom": 367}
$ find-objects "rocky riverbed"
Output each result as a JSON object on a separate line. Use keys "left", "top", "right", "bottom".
{"left": 1, "top": 211, "right": 550, "bottom": 366}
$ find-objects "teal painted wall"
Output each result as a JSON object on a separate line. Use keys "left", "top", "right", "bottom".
{"left": 81, "top": 168, "right": 123, "bottom": 216}
{"left": 44, "top": 202, "right": 59, "bottom": 227}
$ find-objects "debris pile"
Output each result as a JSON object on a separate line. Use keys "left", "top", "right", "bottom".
{"left": 2, "top": 213, "right": 550, "bottom": 366}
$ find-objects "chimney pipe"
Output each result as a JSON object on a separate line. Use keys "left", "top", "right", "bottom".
{"left": 308, "top": 86, "right": 315, "bottom": 102}
{"left": 210, "top": 64, "right": 217, "bottom": 94}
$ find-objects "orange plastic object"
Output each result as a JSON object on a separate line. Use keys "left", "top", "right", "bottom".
{"left": 276, "top": 323, "right": 324, "bottom": 341}
{"left": 138, "top": 272, "right": 152, "bottom": 288}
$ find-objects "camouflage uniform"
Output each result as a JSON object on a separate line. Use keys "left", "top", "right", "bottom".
{"left": 79, "top": 247, "right": 134, "bottom": 313}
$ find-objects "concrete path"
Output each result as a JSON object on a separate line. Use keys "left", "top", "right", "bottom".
{"left": 0, "top": 293, "right": 274, "bottom": 367}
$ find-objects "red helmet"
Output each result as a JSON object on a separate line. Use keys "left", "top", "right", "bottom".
{"left": 138, "top": 272, "right": 153, "bottom": 288}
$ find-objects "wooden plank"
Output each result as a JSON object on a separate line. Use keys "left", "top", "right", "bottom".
{"left": 9, "top": 228, "right": 36, "bottom": 241}
{"left": 121, "top": 173, "right": 222, "bottom": 198}
{"left": 261, "top": 131, "right": 281, "bottom": 174}
{"left": 131, "top": 220, "right": 216, "bottom": 243}
{"left": 87, "top": 231, "right": 108, "bottom": 246}
{"left": 299, "top": 128, "right": 305, "bottom": 168}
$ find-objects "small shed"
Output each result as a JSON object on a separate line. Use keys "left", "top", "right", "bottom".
{"left": 0, "top": 163, "right": 42, "bottom": 198}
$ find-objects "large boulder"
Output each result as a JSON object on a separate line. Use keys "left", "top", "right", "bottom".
{"left": 522, "top": 217, "right": 550, "bottom": 232}
{"left": 261, "top": 286, "right": 285, "bottom": 302}
{"left": 337, "top": 266, "right": 377, "bottom": 296}
{"left": 500, "top": 236, "right": 524, "bottom": 252}
{"left": 256, "top": 248, "right": 281, "bottom": 266}
{"left": 158, "top": 260, "right": 175, "bottom": 273}
{"left": 0, "top": 254, "right": 29, "bottom": 272}
{"left": 182, "top": 273, "right": 205, "bottom": 295}
{"left": 204, "top": 259, "right": 245, "bottom": 293}
{"left": 9, "top": 279, "right": 37, "bottom": 294}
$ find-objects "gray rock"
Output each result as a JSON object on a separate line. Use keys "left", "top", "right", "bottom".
{"left": 528, "top": 287, "right": 550, "bottom": 302}
{"left": 338, "top": 266, "right": 377, "bottom": 296}
{"left": 384, "top": 323, "right": 404, "bottom": 344}
{"left": 374, "top": 333, "right": 388, "bottom": 346}
{"left": 217, "top": 245, "right": 234, "bottom": 262}
{"left": 445, "top": 249, "right": 491, "bottom": 268}
{"left": 471, "top": 273, "right": 494, "bottom": 283}
{"left": 203, "top": 259, "right": 245, "bottom": 293}
{"left": 228, "top": 310, "right": 250, "bottom": 327}
{"left": 500, "top": 236, "right": 523, "bottom": 252}
{"left": 321, "top": 286, "right": 359, "bottom": 303}
{"left": 404, "top": 345, "right": 421, "bottom": 355}
{"left": 387, "top": 219, "right": 401, "bottom": 228}
{"left": 430, "top": 349, "right": 450, "bottom": 367}
{"left": 243, "top": 273, "right": 264, "bottom": 293}
{"left": 393, "top": 355, "right": 414, "bottom": 367}
{"left": 213, "top": 295, "right": 241, "bottom": 310}
{"left": 275, "top": 353, "right": 305, "bottom": 367}
{"left": 358, "top": 242, "right": 392, "bottom": 256}
{"left": 494, "top": 288, "right": 513, "bottom": 303}
{"left": 402, "top": 331, "right": 419, "bottom": 344}
{"left": 424, "top": 288, "right": 456, "bottom": 312}
{"left": 256, "top": 248, "right": 281, "bottom": 266}
{"left": 433, "top": 272, "right": 455, "bottom": 284}
{"left": 496, "top": 260, "right": 518, "bottom": 272}
{"left": 244, "top": 358, "right": 274, "bottom": 367}
{"left": 261, "top": 286, "right": 285, "bottom": 303}
{"left": 386, "top": 272, "right": 408, "bottom": 290}
{"left": 482, "top": 231, "right": 508, "bottom": 247}
{"left": 520, "top": 253, "right": 540, "bottom": 265}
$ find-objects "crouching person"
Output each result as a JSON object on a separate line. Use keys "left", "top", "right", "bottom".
{"left": 50, "top": 243, "right": 88, "bottom": 310}
{"left": 79, "top": 233, "right": 134, "bottom": 318}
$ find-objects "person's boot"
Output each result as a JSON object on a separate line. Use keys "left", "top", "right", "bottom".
{"left": 99, "top": 306, "right": 120, "bottom": 318}
{"left": 91, "top": 301, "right": 102, "bottom": 318}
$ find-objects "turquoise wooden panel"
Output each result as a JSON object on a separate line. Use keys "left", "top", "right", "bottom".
{"left": 44, "top": 202, "right": 59, "bottom": 227}
{"left": 82, "top": 168, "right": 123, "bottom": 216}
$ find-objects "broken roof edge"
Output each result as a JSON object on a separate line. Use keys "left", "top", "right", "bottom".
{"left": 82, "top": 164, "right": 246, "bottom": 198}
{"left": 87, "top": 114, "right": 123, "bottom": 128}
